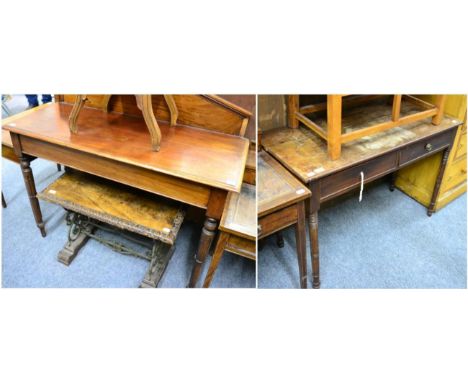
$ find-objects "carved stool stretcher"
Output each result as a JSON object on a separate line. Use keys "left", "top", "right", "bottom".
{"left": 38, "top": 170, "right": 185, "bottom": 287}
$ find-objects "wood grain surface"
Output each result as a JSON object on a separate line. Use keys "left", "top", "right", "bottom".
{"left": 61, "top": 95, "right": 252, "bottom": 137}
{"left": 220, "top": 183, "right": 256, "bottom": 240}
{"left": 3, "top": 103, "right": 249, "bottom": 192}
{"left": 38, "top": 171, "right": 185, "bottom": 245}
{"left": 258, "top": 151, "right": 310, "bottom": 216}
{"left": 262, "top": 115, "right": 461, "bottom": 184}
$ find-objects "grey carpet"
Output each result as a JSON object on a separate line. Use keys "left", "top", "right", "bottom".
{"left": 2, "top": 158, "right": 255, "bottom": 288}
{"left": 258, "top": 180, "right": 467, "bottom": 288}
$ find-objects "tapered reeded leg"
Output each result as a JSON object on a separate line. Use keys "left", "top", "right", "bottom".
{"left": 188, "top": 217, "right": 218, "bottom": 287}
{"left": 295, "top": 201, "right": 308, "bottom": 289}
{"left": 2, "top": 192, "right": 6, "bottom": 208}
{"left": 427, "top": 148, "right": 450, "bottom": 216}
{"left": 309, "top": 211, "right": 320, "bottom": 288}
{"left": 20, "top": 156, "right": 46, "bottom": 237}
{"left": 276, "top": 231, "right": 284, "bottom": 248}
{"left": 202, "top": 232, "right": 229, "bottom": 288}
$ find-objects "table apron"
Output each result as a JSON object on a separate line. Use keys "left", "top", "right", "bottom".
{"left": 19, "top": 136, "right": 212, "bottom": 209}
{"left": 258, "top": 204, "right": 298, "bottom": 239}
{"left": 314, "top": 129, "right": 455, "bottom": 204}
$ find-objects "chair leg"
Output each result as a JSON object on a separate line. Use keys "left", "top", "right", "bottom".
{"left": 202, "top": 232, "right": 229, "bottom": 288}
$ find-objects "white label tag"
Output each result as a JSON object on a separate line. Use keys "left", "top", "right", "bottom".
{"left": 162, "top": 227, "right": 171, "bottom": 234}
{"left": 314, "top": 167, "right": 325, "bottom": 174}
{"left": 48, "top": 189, "right": 56, "bottom": 195}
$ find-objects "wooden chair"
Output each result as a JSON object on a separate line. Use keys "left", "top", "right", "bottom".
{"left": 65, "top": 94, "right": 253, "bottom": 152}
{"left": 288, "top": 94, "right": 447, "bottom": 160}
{"left": 202, "top": 183, "right": 256, "bottom": 288}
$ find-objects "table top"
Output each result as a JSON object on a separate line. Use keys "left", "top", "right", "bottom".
{"left": 258, "top": 151, "right": 310, "bottom": 217}
{"left": 262, "top": 115, "right": 461, "bottom": 184}
{"left": 2, "top": 128, "right": 12, "bottom": 148}
{"left": 220, "top": 183, "right": 256, "bottom": 240}
{"left": 3, "top": 103, "right": 250, "bottom": 192}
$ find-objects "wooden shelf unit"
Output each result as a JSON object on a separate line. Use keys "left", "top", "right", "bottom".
{"left": 288, "top": 94, "right": 447, "bottom": 160}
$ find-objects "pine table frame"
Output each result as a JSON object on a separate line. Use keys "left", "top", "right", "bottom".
{"left": 288, "top": 95, "right": 447, "bottom": 160}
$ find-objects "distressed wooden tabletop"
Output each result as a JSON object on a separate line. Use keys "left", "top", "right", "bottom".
{"left": 220, "top": 183, "right": 256, "bottom": 240}
{"left": 38, "top": 171, "right": 185, "bottom": 245}
{"left": 258, "top": 151, "right": 310, "bottom": 216}
{"left": 262, "top": 112, "right": 461, "bottom": 184}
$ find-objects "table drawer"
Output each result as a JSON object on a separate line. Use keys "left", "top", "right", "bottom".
{"left": 399, "top": 130, "right": 454, "bottom": 166}
{"left": 258, "top": 204, "right": 297, "bottom": 239}
{"left": 320, "top": 152, "right": 398, "bottom": 200}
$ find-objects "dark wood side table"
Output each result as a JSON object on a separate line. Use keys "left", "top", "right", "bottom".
{"left": 258, "top": 151, "right": 311, "bottom": 288}
{"left": 262, "top": 115, "right": 461, "bottom": 288}
{"left": 2, "top": 102, "right": 249, "bottom": 287}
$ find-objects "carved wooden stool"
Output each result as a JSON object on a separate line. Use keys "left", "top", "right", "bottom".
{"left": 38, "top": 170, "right": 185, "bottom": 287}
{"left": 201, "top": 183, "right": 256, "bottom": 288}
{"left": 257, "top": 151, "right": 311, "bottom": 288}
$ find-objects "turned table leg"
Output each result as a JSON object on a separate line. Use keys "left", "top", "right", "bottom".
{"left": 389, "top": 171, "right": 397, "bottom": 192}
{"left": 276, "top": 232, "right": 284, "bottom": 248}
{"left": 19, "top": 156, "right": 46, "bottom": 237}
{"left": 309, "top": 211, "right": 320, "bottom": 288}
{"left": 295, "top": 201, "right": 308, "bottom": 289}
{"left": 202, "top": 232, "right": 229, "bottom": 288}
{"left": 188, "top": 217, "right": 218, "bottom": 287}
{"left": 427, "top": 147, "right": 451, "bottom": 216}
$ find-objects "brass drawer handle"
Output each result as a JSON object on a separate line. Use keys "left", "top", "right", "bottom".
{"left": 425, "top": 143, "right": 433, "bottom": 152}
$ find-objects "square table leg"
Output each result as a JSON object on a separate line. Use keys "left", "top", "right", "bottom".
{"left": 202, "top": 231, "right": 229, "bottom": 288}
{"left": 295, "top": 200, "right": 308, "bottom": 288}
{"left": 308, "top": 181, "right": 321, "bottom": 288}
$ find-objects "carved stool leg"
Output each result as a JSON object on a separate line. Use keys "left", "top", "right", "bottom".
{"left": 427, "top": 147, "right": 451, "bottom": 216}
{"left": 295, "top": 201, "right": 308, "bottom": 289}
{"left": 58, "top": 213, "right": 93, "bottom": 265}
{"left": 2, "top": 192, "right": 6, "bottom": 208}
{"left": 140, "top": 242, "right": 175, "bottom": 288}
{"left": 276, "top": 231, "right": 284, "bottom": 248}
{"left": 188, "top": 217, "right": 218, "bottom": 287}
{"left": 202, "top": 232, "right": 229, "bottom": 288}
{"left": 309, "top": 211, "right": 320, "bottom": 288}
{"left": 20, "top": 156, "right": 46, "bottom": 237}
